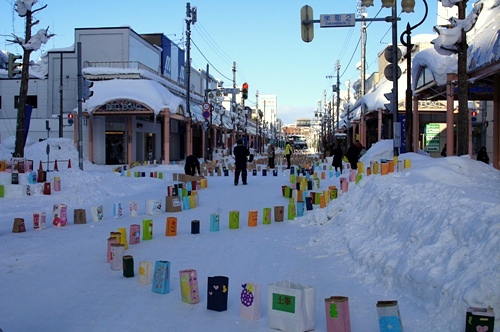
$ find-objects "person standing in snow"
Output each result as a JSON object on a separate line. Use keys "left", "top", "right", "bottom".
{"left": 476, "top": 146, "right": 489, "bottom": 164}
{"left": 346, "top": 142, "right": 359, "bottom": 170}
{"left": 267, "top": 143, "right": 275, "bottom": 168}
{"left": 331, "top": 143, "right": 343, "bottom": 174}
{"left": 184, "top": 155, "right": 201, "bottom": 176}
{"left": 285, "top": 141, "right": 294, "bottom": 169}
{"left": 233, "top": 139, "right": 250, "bottom": 185}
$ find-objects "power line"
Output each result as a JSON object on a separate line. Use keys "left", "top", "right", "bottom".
{"left": 190, "top": 38, "right": 232, "bottom": 82}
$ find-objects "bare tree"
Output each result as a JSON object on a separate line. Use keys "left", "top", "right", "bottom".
{"left": 7, "top": 1, "right": 53, "bottom": 157}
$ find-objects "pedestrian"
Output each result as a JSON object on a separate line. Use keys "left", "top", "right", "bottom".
{"left": 346, "top": 142, "right": 359, "bottom": 170}
{"left": 441, "top": 144, "right": 447, "bottom": 157}
{"left": 331, "top": 143, "right": 343, "bottom": 174}
{"left": 233, "top": 139, "right": 250, "bottom": 185}
{"left": 267, "top": 143, "right": 275, "bottom": 168}
{"left": 476, "top": 146, "right": 489, "bottom": 164}
{"left": 285, "top": 141, "right": 294, "bottom": 169}
{"left": 184, "top": 155, "right": 201, "bottom": 176}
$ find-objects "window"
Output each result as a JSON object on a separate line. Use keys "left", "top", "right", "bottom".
{"left": 415, "top": 67, "right": 435, "bottom": 90}
{"left": 14, "top": 95, "right": 38, "bottom": 109}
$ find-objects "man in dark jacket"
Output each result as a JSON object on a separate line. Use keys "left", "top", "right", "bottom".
{"left": 346, "top": 143, "right": 359, "bottom": 170}
{"left": 233, "top": 139, "right": 250, "bottom": 185}
{"left": 184, "top": 155, "right": 201, "bottom": 176}
{"left": 331, "top": 143, "right": 343, "bottom": 174}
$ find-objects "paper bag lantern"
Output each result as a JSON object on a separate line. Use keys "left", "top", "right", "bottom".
{"left": 152, "top": 260, "right": 170, "bottom": 294}
{"left": 229, "top": 210, "right": 239, "bottom": 229}
{"left": 377, "top": 300, "right": 402, "bottom": 332}
{"left": 129, "top": 224, "right": 140, "bottom": 245}
{"left": 110, "top": 244, "right": 125, "bottom": 271}
{"left": 240, "top": 282, "right": 261, "bottom": 320}
{"left": 53, "top": 176, "right": 61, "bottom": 191}
{"left": 305, "top": 197, "right": 313, "bottom": 211}
{"left": 91, "top": 206, "right": 104, "bottom": 221}
{"left": 465, "top": 307, "right": 495, "bottom": 332}
{"left": 107, "top": 237, "right": 117, "bottom": 263}
{"left": 12, "top": 218, "right": 26, "bottom": 233}
{"left": 325, "top": 296, "right": 351, "bottom": 332}
{"left": 287, "top": 204, "right": 296, "bottom": 220}
{"left": 274, "top": 206, "right": 284, "bottom": 222}
{"left": 191, "top": 220, "right": 200, "bottom": 234}
{"left": 113, "top": 203, "right": 123, "bottom": 219}
{"left": 43, "top": 182, "right": 51, "bottom": 195}
{"left": 142, "top": 219, "right": 153, "bottom": 240}
{"left": 74, "top": 209, "right": 86, "bottom": 224}
{"left": 146, "top": 199, "right": 162, "bottom": 215}
{"left": 33, "top": 212, "right": 46, "bottom": 230}
{"left": 268, "top": 280, "right": 316, "bottom": 332}
{"left": 381, "top": 162, "right": 389, "bottom": 175}
{"left": 52, "top": 204, "right": 68, "bottom": 227}
{"left": 210, "top": 213, "right": 220, "bottom": 232}
{"left": 207, "top": 276, "right": 229, "bottom": 312}
{"left": 123, "top": 255, "right": 134, "bottom": 278}
{"left": 296, "top": 202, "right": 305, "bottom": 217}
{"left": 117, "top": 227, "right": 128, "bottom": 250}
{"left": 179, "top": 269, "right": 200, "bottom": 304}
{"left": 129, "top": 201, "right": 139, "bottom": 216}
{"left": 262, "top": 207, "right": 272, "bottom": 225}
{"left": 138, "top": 260, "right": 153, "bottom": 285}
{"left": 247, "top": 210, "right": 258, "bottom": 227}
{"left": 166, "top": 217, "right": 177, "bottom": 236}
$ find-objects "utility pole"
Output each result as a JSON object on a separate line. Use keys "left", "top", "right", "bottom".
{"left": 336, "top": 60, "right": 341, "bottom": 133}
{"left": 360, "top": 6, "right": 367, "bottom": 97}
{"left": 456, "top": 0, "right": 469, "bottom": 156}
{"left": 185, "top": 3, "right": 197, "bottom": 118}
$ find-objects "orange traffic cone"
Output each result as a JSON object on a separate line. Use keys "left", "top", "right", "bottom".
{"left": 54, "top": 160, "right": 59, "bottom": 171}
{"left": 38, "top": 160, "right": 43, "bottom": 171}
{"left": 67, "top": 159, "right": 72, "bottom": 169}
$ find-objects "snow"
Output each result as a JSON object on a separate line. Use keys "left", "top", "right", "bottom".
{"left": 0, "top": 138, "right": 498, "bottom": 331}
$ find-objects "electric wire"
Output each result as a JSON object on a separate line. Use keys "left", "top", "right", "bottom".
{"left": 190, "top": 38, "right": 232, "bottom": 82}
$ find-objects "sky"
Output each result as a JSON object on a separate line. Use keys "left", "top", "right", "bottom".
{"left": 0, "top": 137, "right": 498, "bottom": 331}
{"left": 1, "top": 0, "right": 442, "bottom": 124}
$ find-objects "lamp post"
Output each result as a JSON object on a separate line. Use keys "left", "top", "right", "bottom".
{"left": 362, "top": 0, "right": 418, "bottom": 157}
{"left": 400, "top": 0, "right": 428, "bottom": 153}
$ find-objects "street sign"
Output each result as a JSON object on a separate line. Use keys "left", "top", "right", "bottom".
{"left": 202, "top": 110, "right": 210, "bottom": 119}
{"left": 320, "top": 14, "right": 355, "bottom": 28}
{"left": 202, "top": 102, "right": 210, "bottom": 111}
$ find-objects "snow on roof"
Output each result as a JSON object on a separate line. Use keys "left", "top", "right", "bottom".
{"left": 82, "top": 79, "right": 184, "bottom": 115}
{"left": 411, "top": 47, "right": 458, "bottom": 88}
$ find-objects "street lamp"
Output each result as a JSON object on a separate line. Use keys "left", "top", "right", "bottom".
{"left": 400, "top": 0, "right": 428, "bottom": 153}
{"left": 361, "top": 0, "right": 418, "bottom": 157}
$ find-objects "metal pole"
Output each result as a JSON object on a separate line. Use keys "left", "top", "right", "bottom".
{"left": 185, "top": 2, "right": 192, "bottom": 118}
{"left": 391, "top": 2, "right": 399, "bottom": 157}
{"left": 336, "top": 60, "right": 341, "bottom": 133}
{"left": 59, "top": 53, "right": 63, "bottom": 137}
{"left": 77, "top": 42, "right": 84, "bottom": 170}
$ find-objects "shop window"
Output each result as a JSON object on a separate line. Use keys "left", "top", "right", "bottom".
{"left": 14, "top": 95, "right": 38, "bottom": 109}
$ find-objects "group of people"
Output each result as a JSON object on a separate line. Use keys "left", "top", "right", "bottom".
{"left": 331, "top": 140, "right": 364, "bottom": 172}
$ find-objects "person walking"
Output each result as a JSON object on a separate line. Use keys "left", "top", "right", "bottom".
{"left": 476, "top": 146, "right": 490, "bottom": 164}
{"left": 184, "top": 155, "right": 201, "bottom": 176}
{"left": 285, "top": 141, "right": 294, "bottom": 169}
{"left": 267, "top": 143, "right": 275, "bottom": 168}
{"left": 233, "top": 139, "right": 250, "bottom": 185}
{"left": 346, "top": 142, "right": 359, "bottom": 170}
{"left": 331, "top": 143, "right": 343, "bottom": 174}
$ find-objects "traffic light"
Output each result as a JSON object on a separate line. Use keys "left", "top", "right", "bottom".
{"left": 67, "top": 113, "right": 74, "bottom": 126}
{"left": 383, "top": 45, "right": 402, "bottom": 81}
{"left": 8, "top": 54, "right": 22, "bottom": 78}
{"left": 82, "top": 78, "right": 94, "bottom": 101}
{"left": 360, "top": 0, "right": 374, "bottom": 6}
{"left": 470, "top": 110, "right": 477, "bottom": 122}
{"left": 300, "top": 5, "right": 314, "bottom": 43}
{"left": 242, "top": 82, "right": 249, "bottom": 100}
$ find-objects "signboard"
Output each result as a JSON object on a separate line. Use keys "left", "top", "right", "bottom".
{"left": 320, "top": 14, "right": 355, "bottom": 28}
{"left": 202, "top": 110, "right": 210, "bottom": 119}
{"left": 202, "top": 102, "right": 210, "bottom": 111}
{"left": 425, "top": 123, "right": 441, "bottom": 152}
